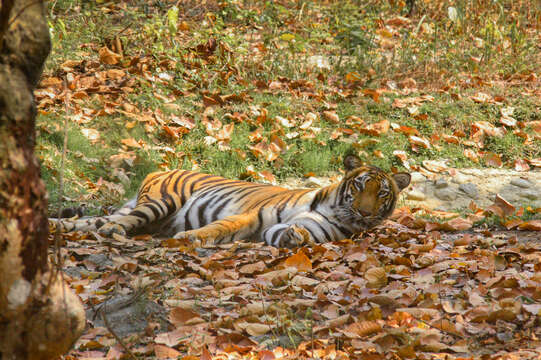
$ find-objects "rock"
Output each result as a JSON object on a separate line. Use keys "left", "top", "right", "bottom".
{"left": 451, "top": 173, "right": 469, "bottom": 184}
{"left": 410, "top": 172, "right": 426, "bottom": 184}
{"left": 407, "top": 190, "right": 426, "bottom": 201}
{"left": 304, "top": 177, "right": 325, "bottom": 188}
{"left": 458, "top": 183, "right": 479, "bottom": 199}
{"left": 435, "top": 179, "right": 448, "bottom": 189}
{"left": 435, "top": 188, "right": 458, "bottom": 201}
{"left": 520, "top": 189, "right": 539, "bottom": 200}
{"left": 510, "top": 178, "right": 532, "bottom": 189}
{"left": 87, "top": 294, "right": 166, "bottom": 337}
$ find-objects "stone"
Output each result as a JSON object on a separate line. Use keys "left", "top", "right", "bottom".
{"left": 458, "top": 183, "right": 479, "bottom": 199}
{"left": 451, "top": 173, "right": 469, "bottom": 184}
{"left": 410, "top": 172, "right": 426, "bottom": 184}
{"left": 435, "top": 188, "right": 458, "bottom": 201}
{"left": 305, "top": 177, "right": 325, "bottom": 188}
{"left": 520, "top": 189, "right": 539, "bottom": 200}
{"left": 435, "top": 179, "right": 448, "bottom": 188}
{"left": 406, "top": 190, "right": 426, "bottom": 201}
{"left": 510, "top": 178, "right": 532, "bottom": 189}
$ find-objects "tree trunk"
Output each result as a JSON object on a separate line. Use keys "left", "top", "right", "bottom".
{"left": 0, "top": 1, "right": 85, "bottom": 359}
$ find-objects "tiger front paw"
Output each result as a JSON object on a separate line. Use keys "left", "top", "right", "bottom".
{"left": 278, "top": 225, "right": 313, "bottom": 248}
{"left": 97, "top": 222, "right": 126, "bottom": 237}
{"left": 173, "top": 230, "right": 203, "bottom": 247}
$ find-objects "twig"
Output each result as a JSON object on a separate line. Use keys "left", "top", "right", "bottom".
{"left": 46, "top": 77, "right": 70, "bottom": 293}
{"left": 101, "top": 301, "right": 138, "bottom": 360}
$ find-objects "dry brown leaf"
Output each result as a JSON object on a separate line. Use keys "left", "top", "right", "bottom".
{"left": 322, "top": 111, "right": 340, "bottom": 124}
{"left": 154, "top": 344, "right": 181, "bottom": 359}
{"left": 464, "top": 149, "right": 479, "bottom": 162}
{"left": 239, "top": 261, "right": 266, "bottom": 274}
{"left": 169, "top": 307, "right": 201, "bottom": 327}
{"left": 494, "top": 194, "right": 515, "bottom": 216}
{"left": 365, "top": 267, "right": 387, "bottom": 288}
{"left": 513, "top": 159, "right": 530, "bottom": 172}
{"left": 518, "top": 220, "right": 541, "bottom": 230}
{"left": 98, "top": 46, "right": 121, "bottom": 65}
{"left": 121, "top": 138, "right": 142, "bottom": 149}
{"left": 483, "top": 152, "right": 503, "bottom": 168}
{"left": 409, "top": 135, "right": 431, "bottom": 150}
{"left": 422, "top": 160, "right": 448, "bottom": 173}
{"left": 342, "top": 321, "right": 382, "bottom": 338}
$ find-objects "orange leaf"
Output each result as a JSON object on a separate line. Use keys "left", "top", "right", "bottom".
{"left": 121, "top": 138, "right": 142, "bottom": 148}
{"left": 514, "top": 159, "right": 530, "bottom": 172}
{"left": 409, "top": 135, "right": 431, "bottom": 150}
{"left": 504, "top": 219, "right": 523, "bottom": 229}
{"left": 98, "top": 46, "right": 121, "bottom": 65}
{"left": 464, "top": 149, "right": 479, "bottom": 162}
{"left": 169, "top": 307, "right": 200, "bottom": 327}
{"left": 322, "top": 111, "right": 340, "bottom": 124}
{"left": 422, "top": 160, "right": 448, "bottom": 173}
{"left": 483, "top": 152, "right": 502, "bottom": 168}
{"left": 444, "top": 217, "right": 473, "bottom": 231}
{"left": 518, "top": 220, "right": 541, "bottom": 231}
{"left": 494, "top": 194, "right": 515, "bottom": 216}
{"left": 284, "top": 250, "right": 312, "bottom": 272}
{"left": 361, "top": 89, "right": 381, "bottom": 102}
{"left": 485, "top": 204, "right": 504, "bottom": 217}
{"left": 154, "top": 344, "right": 181, "bottom": 359}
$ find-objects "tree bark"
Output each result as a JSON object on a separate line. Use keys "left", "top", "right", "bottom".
{"left": 0, "top": 1, "right": 85, "bottom": 359}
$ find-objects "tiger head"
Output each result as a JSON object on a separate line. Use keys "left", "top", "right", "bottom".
{"left": 340, "top": 155, "right": 411, "bottom": 230}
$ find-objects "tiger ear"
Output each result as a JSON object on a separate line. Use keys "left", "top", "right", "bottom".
{"left": 343, "top": 155, "right": 362, "bottom": 172}
{"left": 392, "top": 173, "right": 411, "bottom": 191}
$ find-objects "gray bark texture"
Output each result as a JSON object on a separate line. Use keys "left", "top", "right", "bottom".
{"left": 0, "top": 1, "right": 85, "bottom": 359}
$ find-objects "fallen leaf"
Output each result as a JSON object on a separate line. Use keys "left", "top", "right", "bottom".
{"left": 99, "top": 46, "right": 121, "bottom": 65}
{"left": 284, "top": 250, "right": 312, "bottom": 272}
{"left": 365, "top": 267, "right": 387, "bottom": 288}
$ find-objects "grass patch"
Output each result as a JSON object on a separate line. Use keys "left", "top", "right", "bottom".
{"left": 38, "top": 0, "right": 540, "bottom": 212}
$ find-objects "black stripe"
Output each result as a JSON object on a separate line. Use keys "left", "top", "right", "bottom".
{"left": 270, "top": 227, "right": 283, "bottom": 246}
{"left": 290, "top": 190, "right": 310, "bottom": 207}
{"left": 162, "top": 193, "right": 177, "bottom": 213}
{"left": 130, "top": 210, "right": 150, "bottom": 223}
{"left": 160, "top": 171, "right": 180, "bottom": 195}
{"left": 255, "top": 208, "right": 264, "bottom": 235}
{"left": 149, "top": 198, "right": 166, "bottom": 215}
{"left": 179, "top": 172, "right": 202, "bottom": 204}
{"left": 183, "top": 185, "right": 236, "bottom": 229}
{"left": 310, "top": 189, "right": 323, "bottom": 211}
{"left": 315, "top": 210, "right": 352, "bottom": 238}
{"left": 246, "top": 191, "right": 286, "bottom": 211}
{"left": 274, "top": 192, "right": 297, "bottom": 223}
{"left": 209, "top": 185, "right": 266, "bottom": 222}
{"left": 145, "top": 202, "right": 162, "bottom": 219}
{"left": 304, "top": 218, "right": 332, "bottom": 243}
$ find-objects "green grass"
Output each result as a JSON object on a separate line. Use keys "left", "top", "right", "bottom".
{"left": 38, "top": 0, "right": 540, "bottom": 212}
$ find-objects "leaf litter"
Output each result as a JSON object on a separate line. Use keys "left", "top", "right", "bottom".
{"left": 53, "top": 204, "right": 541, "bottom": 359}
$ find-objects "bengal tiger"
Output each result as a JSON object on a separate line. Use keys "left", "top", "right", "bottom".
{"left": 51, "top": 155, "right": 410, "bottom": 248}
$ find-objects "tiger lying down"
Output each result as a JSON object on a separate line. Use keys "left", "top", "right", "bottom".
{"left": 52, "top": 155, "right": 410, "bottom": 248}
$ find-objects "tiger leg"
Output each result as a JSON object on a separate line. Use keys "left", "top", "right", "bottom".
{"left": 49, "top": 200, "right": 136, "bottom": 233}
{"left": 174, "top": 211, "right": 259, "bottom": 245}
{"left": 97, "top": 196, "right": 176, "bottom": 236}
{"left": 261, "top": 224, "right": 314, "bottom": 248}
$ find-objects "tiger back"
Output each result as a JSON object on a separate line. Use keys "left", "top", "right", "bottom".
{"left": 52, "top": 155, "right": 410, "bottom": 247}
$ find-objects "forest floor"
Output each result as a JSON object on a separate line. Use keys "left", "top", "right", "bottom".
{"left": 39, "top": 1, "right": 541, "bottom": 359}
